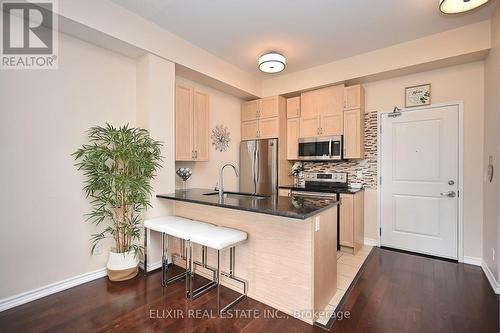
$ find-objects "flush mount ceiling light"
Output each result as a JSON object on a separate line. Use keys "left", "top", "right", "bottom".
{"left": 439, "top": 0, "right": 490, "bottom": 14}
{"left": 258, "top": 52, "right": 286, "bottom": 73}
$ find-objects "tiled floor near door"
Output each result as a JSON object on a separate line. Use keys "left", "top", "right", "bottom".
{"left": 316, "top": 245, "right": 373, "bottom": 325}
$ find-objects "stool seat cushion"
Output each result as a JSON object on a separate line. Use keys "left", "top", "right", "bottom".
{"left": 190, "top": 225, "right": 247, "bottom": 250}
{"left": 144, "top": 216, "right": 214, "bottom": 240}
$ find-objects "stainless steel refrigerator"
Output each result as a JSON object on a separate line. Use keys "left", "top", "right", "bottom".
{"left": 239, "top": 139, "right": 278, "bottom": 196}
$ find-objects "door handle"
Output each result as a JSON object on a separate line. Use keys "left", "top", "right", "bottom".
{"left": 440, "top": 191, "right": 456, "bottom": 198}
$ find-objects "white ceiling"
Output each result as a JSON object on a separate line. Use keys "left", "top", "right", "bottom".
{"left": 111, "top": 0, "right": 496, "bottom": 78}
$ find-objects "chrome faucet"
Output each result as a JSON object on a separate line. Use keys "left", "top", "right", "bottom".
{"left": 219, "top": 162, "right": 239, "bottom": 201}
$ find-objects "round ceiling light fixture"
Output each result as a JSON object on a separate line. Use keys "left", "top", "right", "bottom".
{"left": 439, "top": 0, "right": 490, "bottom": 14}
{"left": 258, "top": 52, "right": 286, "bottom": 73}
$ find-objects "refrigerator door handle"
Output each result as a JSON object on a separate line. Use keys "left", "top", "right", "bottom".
{"left": 256, "top": 145, "right": 260, "bottom": 183}
{"left": 253, "top": 145, "right": 258, "bottom": 192}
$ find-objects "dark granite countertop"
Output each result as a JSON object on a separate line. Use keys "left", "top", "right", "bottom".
{"left": 279, "top": 184, "right": 365, "bottom": 194}
{"left": 156, "top": 188, "right": 339, "bottom": 220}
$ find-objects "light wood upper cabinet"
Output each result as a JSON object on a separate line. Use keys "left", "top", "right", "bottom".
{"left": 240, "top": 96, "right": 291, "bottom": 186}
{"left": 175, "top": 83, "right": 209, "bottom": 161}
{"left": 299, "top": 115, "right": 320, "bottom": 138}
{"left": 301, "top": 85, "right": 344, "bottom": 116}
{"left": 242, "top": 96, "right": 279, "bottom": 122}
{"left": 343, "top": 109, "right": 364, "bottom": 159}
{"left": 286, "top": 97, "right": 300, "bottom": 119}
{"left": 321, "top": 113, "right": 343, "bottom": 136}
{"left": 242, "top": 100, "right": 260, "bottom": 122}
{"left": 260, "top": 96, "right": 280, "bottom": 119}
{"left": 300, "top": 84, "right": 344, "bottom": 137}
{"left": 287, "top": 118, "right": 300, "bottom": 160}
{"left": 344, "top": 85, "right": 365, "bottom": 110}
{"left": 259, "top": 117, "right": 279, "bottom": 139}
{"left": 241, "top": 120, "right": 259, "bottom": 141}
{"left": 193, "top": 90, "right": 209, "bottom": 161}
{"left": 175, "top": 84, "right": 194, "bottom": 161}
{"left": 340, "top": 192, "right": 364, "bottom": 254}
{"left": 343, "top": 85, "right": 365, "bottom": 159}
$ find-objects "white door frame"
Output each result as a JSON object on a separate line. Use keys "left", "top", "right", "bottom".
{"left": 377, "top": 102, "right": 464, "bottom": 262}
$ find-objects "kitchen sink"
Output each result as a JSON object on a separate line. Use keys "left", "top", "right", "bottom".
{"left": 203, "top": 191, "right": 267, "bottom": 200}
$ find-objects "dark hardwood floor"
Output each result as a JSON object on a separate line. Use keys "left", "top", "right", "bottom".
{"left": 0, "top": 248, "right": 497, "bottom": 333}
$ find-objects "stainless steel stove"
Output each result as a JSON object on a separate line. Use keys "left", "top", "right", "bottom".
{"left": 291, "top": 172, "right": 348, "bottom": 198}
{"left": 291, "top": 172, "right": 347, "bottom": 251}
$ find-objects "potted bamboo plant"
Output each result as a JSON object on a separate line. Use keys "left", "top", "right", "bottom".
{"left": 73, "top": 124, "right": 162, "bottom": 281}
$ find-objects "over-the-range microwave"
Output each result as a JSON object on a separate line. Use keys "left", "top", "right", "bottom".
{"left": 298, "top": 135, "right": 343, "bottom": 161}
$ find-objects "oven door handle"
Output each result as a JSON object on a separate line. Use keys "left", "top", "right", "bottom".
{"left": 291, "top": 191, "right": 338, "bottom": 198}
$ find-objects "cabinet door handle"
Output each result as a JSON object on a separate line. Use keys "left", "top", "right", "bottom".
{"left": 192, "top": 150, "right": 195, "bottom": 159}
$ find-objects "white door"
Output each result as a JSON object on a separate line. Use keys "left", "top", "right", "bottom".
{"left": 380, "top": 105, "right": 459, "bottom": 259}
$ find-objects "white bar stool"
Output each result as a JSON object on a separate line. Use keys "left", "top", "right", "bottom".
{"left": 143, "top": 216, "right": 212, "bottom": 288}
{"left": 189, "top": 225, "right": 248, "bottom": 313}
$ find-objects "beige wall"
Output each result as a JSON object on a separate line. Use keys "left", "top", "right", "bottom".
{"left": 483, "top": 5, "right": 500, "bottom": 281}
{"left": 0, "top": 32, "right": 137, "bottom": 298}
{"left": 57, "top": 0, "right": 261, "bottom": 97}
{"left": 261, "top": 21, "right": 490, "bottom": 97}
{"left": 361, "top": 61, "right": 485, "bottom": 259}
{"left": 136, "top": 54, "right": 176, "bottom": 270}
{"left": 175, "top": 77, "right": 243, "bottom": 192}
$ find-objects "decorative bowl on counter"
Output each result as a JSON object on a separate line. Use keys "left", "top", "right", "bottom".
{"left": 176, "top": 167, "right": 192, "bottom": 190}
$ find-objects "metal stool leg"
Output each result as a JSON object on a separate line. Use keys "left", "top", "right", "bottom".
{"left": 186, "top": 244, "right": 219, "bottom": 299}
{"left": 217, "top": 250, "right": 221, "bottom": 312}
{"left": 161, "top": 233, "right": 166, "bottom": 286}
{"left": 143, "top": 227, "right": 148, "bottom": 276}
{"left": 219, "top": 246, "right": 247, "bottom": 314}
{"left": 185, "top": 240, "right": 191, "bottom": 298}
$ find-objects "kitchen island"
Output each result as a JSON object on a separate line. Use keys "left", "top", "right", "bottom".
{"left": 156, "top": 189, "right": 339, "bottom": 324}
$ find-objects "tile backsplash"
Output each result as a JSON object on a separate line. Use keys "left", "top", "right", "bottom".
{"left": 304, "top": 111, "right": 378, "bottom": 189}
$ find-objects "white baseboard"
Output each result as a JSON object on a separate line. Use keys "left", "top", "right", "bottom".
{"left": 0, "top": 259, "right": 164, "bottom": 313}
{"left": 463, "top": 256, "right": 482, "bottom": 266}
{"left": 364, "top": 238, "right": 379, "bottom": 246}
{"left": 140, "top": 260, "right": 162, "bottom": 272}
{"left": 481, "top": 262, "right": 500, "bottom": 294}
{"left": 0, "top": 267, "right": 107, "bottom": 312}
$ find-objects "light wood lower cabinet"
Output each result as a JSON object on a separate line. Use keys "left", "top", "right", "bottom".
{"left": 340, "top": 191, "right": 364, "bottom": 254}
{"left": 279, "top": 189, "right": 292, "bottom": 197}
{"left": 175, "top": 84, "right": 210, "bottom": 161}
{"left": 287, "top": 118, "right": 300, "bottom": 160}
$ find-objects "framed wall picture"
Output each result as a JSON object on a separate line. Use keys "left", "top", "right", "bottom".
{"left": 405, "top": 84, "right": 431, "bottom": 107}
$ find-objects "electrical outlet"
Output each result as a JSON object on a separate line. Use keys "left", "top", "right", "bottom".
{"left": 93, "top": 243, "right": 103, "bottom": 255}
{"left": 315, "top": 217, "right": 320, "bottom": 231}
{"left": 492, "top": 248, "right": 495, "bottom": 261}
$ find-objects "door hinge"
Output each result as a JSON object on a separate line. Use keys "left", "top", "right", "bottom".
{"left": 379, "top": 176, "right": 382, "bottom": 185}
{"left": 380, "top": 124, "right": 382, "bottom": 134}
{"left": 379, "top": 228, "right": 382, "bottom": 236}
